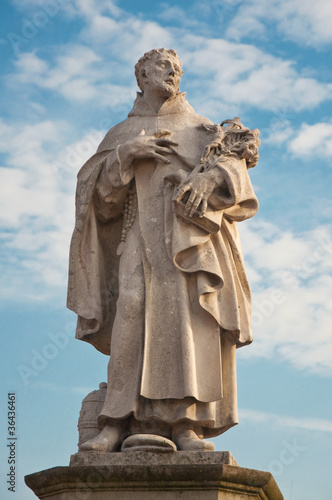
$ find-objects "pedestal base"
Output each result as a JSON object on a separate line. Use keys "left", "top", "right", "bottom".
{"left": 25, "top": 451, "right": 284, "bottom": 499}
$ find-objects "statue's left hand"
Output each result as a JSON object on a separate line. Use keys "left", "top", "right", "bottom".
{"left": 174, "top": 172, "right": 217, "bottom": 218}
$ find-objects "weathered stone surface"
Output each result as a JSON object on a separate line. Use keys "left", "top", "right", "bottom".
{"left": 121, "top": 433, "right": 177, "bottom": 452}
{"left": 25, "top": 453, "right": 284, "bottom": 500}
{"left": 78, "top": 383, "right": 107, "bottom": 448}
{"left": 24, "top": 47, "right": 283, "bottom": 500}
{"left": 69, "top": 450, "right": 239, "bottom": 467}
{"left": 66, "top": 47, "right": 260, "bottom": 453}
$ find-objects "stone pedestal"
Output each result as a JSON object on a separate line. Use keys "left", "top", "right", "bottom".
{"left": 25, "top": 451, "right": 284, "bottom": 499}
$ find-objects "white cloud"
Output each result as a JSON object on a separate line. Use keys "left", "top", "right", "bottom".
{"left": 12, "top": 47, "right": 100, "bottom": 99}
{"left": 226, "top": 0, "right": 332, "bottom": 47}
{"left": 60, "top": 0, "right": 173, "bottom": 59}
{"left": 3, "top": 0, "right": 332, "bottom": 378}
{"left": 240, "top": 408, "right": 332, "bottom": 432}
{"left": 8, "top": 46, "right": 137, "bottom": 109}
{"left": 9, "top": 39, "right": 332, "bottom": 120}
{"left": 263, "top": 119, "right": 332, "bottom": 159}
{"left": 179, "top": 37, "right": 332, "bottom": 116}
{"left": 0, "top": 117, "right": 108, "bottom": 303}
{"left": 263, "top": 120, "right": 295, "bottom": 146}
{"left": 238, "top": 221, "right": 332, "bottom": 376}
{"left": 7, "top": 0, "right": 332, "bottom": 118}
{"left": 158, "top": 5, "right": 203, "bottom": 28}
{"left": 0, "top": 119, "right": 71, "bottom": 233}
{"left": 1, "top": 114, "right": 331, "bottom": 377}
{"left": 288, "top": 122, "right": 332, "bottom": 158}
{"left": 61, "top": 0, "right": 122, "bottom": 21}
{"left": 10, "top": 0, "right": 332, "bottom": 53}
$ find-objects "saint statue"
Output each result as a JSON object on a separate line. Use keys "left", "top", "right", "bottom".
{"left": 67, "top": 48, "right": 260, "bottom": 452}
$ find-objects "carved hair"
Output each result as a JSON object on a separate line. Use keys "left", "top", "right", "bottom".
{"left": 135, "top": 48, "right": 183, "bottom": 91}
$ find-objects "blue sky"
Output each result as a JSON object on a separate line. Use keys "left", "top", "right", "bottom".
{"left": 0, "top": 0, "right": 332, "bottom": 498}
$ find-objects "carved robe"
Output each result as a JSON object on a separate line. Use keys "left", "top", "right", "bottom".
{"left": 67, "top": 93, "right": 258, "bottom": 437}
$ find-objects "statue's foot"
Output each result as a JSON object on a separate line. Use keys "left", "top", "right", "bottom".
{"left": 173, "top": 428, "right": 215, "bottom": 451}
{"left": 80, "top": 425, "right": 121, "bottom": 453}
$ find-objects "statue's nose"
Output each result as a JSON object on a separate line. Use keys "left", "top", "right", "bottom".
{"left": 169, "top": 68, "right": 175, "bottom": 76}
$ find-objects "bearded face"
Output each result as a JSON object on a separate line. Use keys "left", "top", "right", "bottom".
{"left": 141, "top": 53, "right": 182, "bottom": 98}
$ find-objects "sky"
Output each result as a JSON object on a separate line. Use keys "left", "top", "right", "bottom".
{"left": 0, "top": 0, "right": 331, "bottom": 498}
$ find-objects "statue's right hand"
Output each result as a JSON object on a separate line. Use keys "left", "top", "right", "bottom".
{"left": 119, "top": 130, "right": 178, "bottom": 165}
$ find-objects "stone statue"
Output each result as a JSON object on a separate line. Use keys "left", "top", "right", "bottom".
{"left": 67, "top": 48, "right": 260, "bottom": 453}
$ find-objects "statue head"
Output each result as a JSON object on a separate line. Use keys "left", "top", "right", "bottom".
{"left": 134, "top": 48, "right": 183, "bottom": 97}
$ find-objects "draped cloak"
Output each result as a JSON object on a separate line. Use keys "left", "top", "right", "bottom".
{"left": 67, "top": 92, "right": 258, "bottom": 437}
